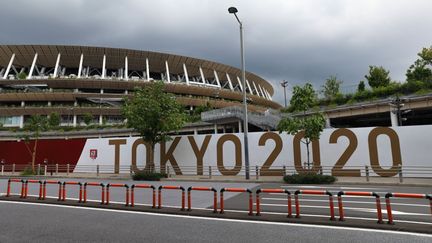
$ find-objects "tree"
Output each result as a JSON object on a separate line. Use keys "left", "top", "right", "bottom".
{"left": 122, "top": 81, "right": 187, "bottom": 172}
{"left": 48, "top": 112, "right": 60, "bottom": 128}
{"left": 406, "top": 46, "right": 432, "bottom": 84}
{"left": 289, "top": 83, "right": 317, "bottom": 112}
{"left": 277, "top": 83, "right": 325, "bottom": 170}
{"left": 321, "top": 75, "right": 342, "bottom": 100}
{"left": 365, "top": 66, "right": 391, "bottom": 88}
{"left": 20, "top": 115, "right": 49, "bottom": 173}
{"left": 83, "top": 112, "right": 93, "bottom": 126}
{"left": 357, "top": 80, "right": 366, "bottom": 92}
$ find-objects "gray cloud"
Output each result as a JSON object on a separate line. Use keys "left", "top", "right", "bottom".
{"left": 1, "top": 0, "right": 431, "bottom": 105}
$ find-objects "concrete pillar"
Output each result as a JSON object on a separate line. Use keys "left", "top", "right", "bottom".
{"left": 101, "top": 54, "right": 106, "bottom": 79}
{"left": 213, "top": 70, "right": 221, "bottom": 88}
{"left": 124, "top": 56, "right": 129, "bottom": 80}
{"left": 246, "top": 79, "right": 253, "bottom": 94}
{"left": 237, "top": 76, "right": 243, "bottom": 91}
{"left": 99, "top": 115, "right": 103, "bottom": 125}
{"left": 146, "top": 58, "right": 150, "bottom": 81}
{"left": 199, "top": 66, "right": 206, "bottom": 84}
{"left": 183, "top": 63, "right": 190, "bottom": 85}
{"left": 194, "top": 128, "right": 198, "bottom": 135}
{"left": 78, "top": 54, "right": 84, "bottom": 78}
{"left": 47, "top": 101, "right": 51, "bottom": 107}
{"left": 53, "top": 53, "right": 61, "bottom": 78}
{"left": 73, "top": 115, "right": 77, "bottom": 127}
{"left": 214, "top": 124, "right": 218, "bottom": 134}
{"left": 27, "top": 53, "right": 38, "bottom": 79}
{"left": 226, "top": 73, "right": 234, "bottom": 91}
{"left": 21, "top": 101, "right": 25, "bottom": 107}
{"left": 238, "top": 120, "right": 242, "bottom": 133}
{"left": 325, "top": 116, "right": 331, "bottom": 128}
{"left": 165, "top": 60, "right": 170, "bottom": 83}
{"left": 3, "top": 53, "right": 15, "bottom": 79}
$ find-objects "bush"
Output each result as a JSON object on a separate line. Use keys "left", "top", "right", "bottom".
{"left": 20, "top": 166, "right": 45, "bottom": 176}
{"left": 132, "top": 171, "right": 167, "bottom": 181}
{"left": 283, "top": 173, "right": 336, "bottom": 184}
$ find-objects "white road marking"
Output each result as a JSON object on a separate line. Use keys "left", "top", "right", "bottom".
{"left": 257, "top": 203, "right": 431, "bottom": 216}
{"left": 262, "top": 197, "right": 430, "bottom": 207}
{"left": 0, "top": 200, "right": 431, "bottom": 238}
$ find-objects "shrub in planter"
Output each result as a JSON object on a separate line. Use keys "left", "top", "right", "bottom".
{"left": 283, "top": 173, "right": 336, "bottom": 184}
{"left": 132, "top": 171, "right": 167, "bottom": 181}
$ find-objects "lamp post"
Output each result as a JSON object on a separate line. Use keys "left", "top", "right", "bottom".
{"left": 228, "top": 6, "right": 250, "bottom": 179}
{"left": 280, "top": 80, "right": 289, "bottom": 108}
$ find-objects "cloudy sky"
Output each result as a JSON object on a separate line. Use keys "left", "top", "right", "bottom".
{"left": 1, "top": 0, "right": 431, "bottom": 104}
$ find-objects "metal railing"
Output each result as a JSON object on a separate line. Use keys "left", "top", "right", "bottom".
{"left": 1, "top": 163, "right": 432, "bottom": 181}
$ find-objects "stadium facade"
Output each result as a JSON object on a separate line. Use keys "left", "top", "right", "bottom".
{"left": 0, "top": 45, "right": 281, "bottom": 128}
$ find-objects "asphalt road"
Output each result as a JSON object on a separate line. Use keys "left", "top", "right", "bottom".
{"left": 0, "top": 201, "right": 430, "bottom": 243}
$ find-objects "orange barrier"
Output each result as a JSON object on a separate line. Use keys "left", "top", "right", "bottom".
{"left": 83, "top": 182, "right": 105, "bottom": 204}
{"left": 158, "top": 185, "right": 185, "bottom": 210}
{"left": 62, "top": 181, "right": 83, "bottom": 202}
{"left": 385, "top": 193, "right": 432, "bottom": 224}
{"left": 42, "top": 180, "right": 62, "bottom": 200}
{"left": 256, "top": 188, "right": 291, "bottom": 217}
{"left": 220, "top": 188, "right": 253, "bottom": 215}
{"left": 106, "top": 183, "right": 129, "bottom": 206}
{"left": 337, "top": 191, "right": 383, "bottom": 223}
{"left": 130, "top": 184, "right": 156, "bottom": 208}
{"left": 23, "top": 180, "right": 43, "bottom": 199}
{"left": 187, "top": 186, "right": 217, "bottom": 213}
{"left": 295, "top": 190, "right": 335, "bottom": 220}
{"left": 6, "top": 179, "right": 25, "bottom": 198}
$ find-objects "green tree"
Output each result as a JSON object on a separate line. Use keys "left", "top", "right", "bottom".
{"left": 277, "top": 83, "right": 325, "bottom": 169}
{"left": 122, "top": 81, "right": 187, "bottom": 172}
{"left": 83, "top": 112, "right": 93, "bottom": 126}
{"left": 357, "top": 80, "right": 366, "bottom": 92}
{"left": 190, "top": 102, "right": 213, "bottom": 122}
{"left": 321, "top": 75, "right": 342, "bottom": 100}
{"left": 20, "top": 115, "right": 49, "bottom": 173}
{"left": 365, "top": 66, "right": 391, "bottom": 88}
{"left": 17, "top": 72, "right": 27, "bottom": 80}
{"left": 289, "top": 83, "right": 317, "bottom": 112}
{"left": 48, "top": 112, "right": 60, "bottom": 128}
{"left": 406, "top": 46, "right": 432, "bottom": 84}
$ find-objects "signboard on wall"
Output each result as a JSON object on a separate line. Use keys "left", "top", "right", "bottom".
{"left": 74, "top": 126, "right": 432, "bottom": 177}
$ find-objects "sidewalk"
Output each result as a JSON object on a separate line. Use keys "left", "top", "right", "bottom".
{"left": 1, "top": 172, "right": 431, "bottom": 187}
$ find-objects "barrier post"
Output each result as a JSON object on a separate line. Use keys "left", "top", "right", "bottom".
{"left": 37, "top": 164, "right": 41, "bottom": 175}
{"left": 12, "top": 163, "right": 15, "bottom": 175}
{"left": 55, "top": 164, "right": 58, "bottom": 175}
{"left": 209, "top": 166, "right": 212, "bottom": 179}
{"left": 337, "top": 191, "right": 383, "bottom": 223}
{"left": 6, "top": 179, "right": 24, "bottom": 197}
{"left": 385, "top": 193, "right": 431, "bottom": 225}
{"left": 365, "top": 165, "right": 369, "bottom": 182}
{"left": 295, "top": 190, "right": 335, "bottom": 220}
{"left": 62, "top": 181, "right": 83, "bottom": 202}
{"left": 187, "top": 186, "right": 217, "bottom": 213}
{"left": 105, "top": 183, "right": 129, "bottom": 206}
{"left": 256, "top": 189, "right": 291, "bottom": 217}
{"left": 130, "top": 184, "right": 156, "bottom": 208}
{"left": 66, "top": 164, "right": 70, "bottom": 176}
{"left": 220, "top": 188, "right": 253, "bottom": 215}
{"left": 255, "top": 165, "right": 259, "bottom": 180}
{"left": 41, "top": 180, "right": 62, "bottom": 200}
{"left": 158, "top": 185, "right": 185, "bottom": 210}
{"left": 282, "top": 165, "right": 286, "bottom": 177}
{"left": 83, "top": 182, "right": 105, "bottom": 204}
{"left": 97, "top": 165, "right": 100, "bottom": 177}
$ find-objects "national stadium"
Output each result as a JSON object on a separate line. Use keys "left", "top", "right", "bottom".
{"left": 0, "top": 45, "right": 281, "bottom": 129}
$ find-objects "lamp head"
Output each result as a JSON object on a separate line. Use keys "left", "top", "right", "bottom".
{"left": 228, "top": 7, "right": 238, "bottom": 14}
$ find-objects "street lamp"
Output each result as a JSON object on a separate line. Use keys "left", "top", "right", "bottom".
{"left": 280, "top": 80, "right": 289, "bottom": 108}
{"left": 228, "top": 6, "right": 250, "bottom": 180}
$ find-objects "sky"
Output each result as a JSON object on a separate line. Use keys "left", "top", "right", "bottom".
{"left": 1, "top": 0, "right": 431, "bottom": 105}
